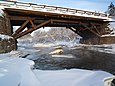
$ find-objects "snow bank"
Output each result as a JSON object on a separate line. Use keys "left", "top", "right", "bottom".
{"left": 0, "top": 34, "right": 13, "bottom": 40}
{"left": 0, "top": 55, "right": 40, "bottom": 86}
{"left": 34, "top": 69, "right": 114, "bottom": 86}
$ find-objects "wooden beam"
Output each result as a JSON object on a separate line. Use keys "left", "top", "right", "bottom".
{"left": 14, "top": 20, "right": 51, "bottom": 39}
{"left": 51, "top": 19, "right": 102, "bottom": 26}
{"left": 28, "top": 17, "right": 35, "bottom": 27}
{"left": 33, "top": 20, "right": 51, "bottom": 29}
{"left": 52, "top": 19, "right": 80, "bottom": 24}
{"left": 12, "top": 20, "right": 29, "bottom": 37}
{"left": 69, "top": 27, "right": 76, "bottom": 33}
{"left": 69, "top": 27, "right": 83, "bottom": 37}
{"left": 91, "top": 24, "right": 100, "bottom": 35}
{"left": 9, "top": 16, "right": 35, "bottom": 20}
{"left": 80, "top": 23, "right": 101, "bottom": 37}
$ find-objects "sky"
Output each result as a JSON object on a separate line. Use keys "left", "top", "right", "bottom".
{"left": 20, "top": 0, "right": 115, "bottom": 12}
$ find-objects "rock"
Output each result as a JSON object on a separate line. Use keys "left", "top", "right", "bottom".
{"left": 0, "top": 16, "right": 12, "bottom": 36}
{"left": 0, "top": 34, "right": 17, "bottom": 53}
{"left": 80, "top": 36, "right": 115, "bottom": 44}
{"left": 0, "top": 10, "right": 17, "bottom": 53}
{"left": 49, "top": 49, "right": 63, "bottom": 55}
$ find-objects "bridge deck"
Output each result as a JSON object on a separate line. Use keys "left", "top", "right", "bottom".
{"left": 0, "top": 1, "right": 112, "bottom": 21}
{"left": 4, "top": 8, "right": 110, "bottom": 26}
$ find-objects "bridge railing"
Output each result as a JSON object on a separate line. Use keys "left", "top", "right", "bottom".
{"left": 0, "top": 1, "right": 111, "bottom": 19}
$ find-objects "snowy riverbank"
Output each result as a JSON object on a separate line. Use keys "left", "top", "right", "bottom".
{"left": 0, "top": 52, "right": 115, "bottom": 86}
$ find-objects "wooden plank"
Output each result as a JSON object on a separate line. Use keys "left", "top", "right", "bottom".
{"left": 12, "top": 20, "right": 29, "bottom": 36}
{"left": 14, "top": 20, "right": 51, "bottom": 39}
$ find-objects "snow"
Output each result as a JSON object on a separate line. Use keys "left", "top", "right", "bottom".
{"left": 0, "top": 8, "right": 4, "bottom": 17}
{"left": 0, "top": 52, "right": 114, "bottom": 86}
{"left": 0, "top": 55, "right": 40, "bottom": 86}
{"left": 0, "top": 34, "right": 13, "bottom": 40}
{"left": 34, "top": 69, "right": 114, "bottom": 86}
{"left": 101, "top": 34, "right": 115, "bottom": 37}
{"left": 101, "top": 28, "right": 115, "bottom": 37}
{"left": 33, "top": 43, "right": 55, "bottom": 48}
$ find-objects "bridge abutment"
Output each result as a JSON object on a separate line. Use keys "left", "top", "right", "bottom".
{"left": 80, "top": 36, "right": 115, "bottom": 45}
{"left": 0, "top": 11, "right": 17, "bottom": 53}
{"left": 80, "top": 37, "right": 100, "bottom": 45}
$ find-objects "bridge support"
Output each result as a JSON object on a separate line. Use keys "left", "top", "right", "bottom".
{"left": 69, "top": 22, "right": 114, "bottom": 45}
{"left": 80, "top": 36, "right": 115, "bottom": 45}
{"left": 0, "top": 11, "right": 17, "bottom": 53}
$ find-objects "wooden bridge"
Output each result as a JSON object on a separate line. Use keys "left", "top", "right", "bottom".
{"left": 0, "top": 1, "right": 114, "bottom": 45}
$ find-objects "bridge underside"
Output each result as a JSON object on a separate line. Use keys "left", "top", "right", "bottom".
{"left": 3, "top": 8, "right": 112, "bottom": 44}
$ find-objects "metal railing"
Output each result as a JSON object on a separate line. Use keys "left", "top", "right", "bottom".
{"left": 0, "top": 1, "right": 111, "bottom": 19}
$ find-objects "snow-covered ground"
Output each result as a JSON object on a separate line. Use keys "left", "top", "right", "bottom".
{"left": 0, "top": 54, "right": 40, "bottom": 86}
{"left": 0, "top": 53, "right": 114, "bottom": 86}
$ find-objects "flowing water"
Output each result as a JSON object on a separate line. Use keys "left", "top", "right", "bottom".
{"left": 32, "top": 45, "right": 115, "bottom": 75}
